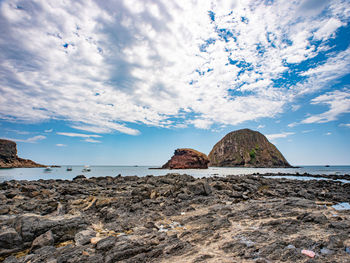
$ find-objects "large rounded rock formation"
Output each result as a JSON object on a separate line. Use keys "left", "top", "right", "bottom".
{"left": 0, "top": 139, "right": 45, "bottom": 168}
{"left": 208, "top": 129, "right": 291, "bottom": 167}
{"left": 162, "top": 148, "right": 209, "bottom": 169}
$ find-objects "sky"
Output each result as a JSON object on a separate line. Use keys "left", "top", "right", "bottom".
{"left": 0, "top": 0, "right": 350, "bottom": 166}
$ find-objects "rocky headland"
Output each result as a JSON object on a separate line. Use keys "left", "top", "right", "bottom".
{"left": 209, "top": 129, "right": 291, "bottom": 167}
{"left": 0, "top": 139, "right": 45, "bottom": 168}
{"left": 162, "top": 149, "right": 209, "bottom": 169}
{"left": 1, "top": 173, "right": 350, "bottom": 262}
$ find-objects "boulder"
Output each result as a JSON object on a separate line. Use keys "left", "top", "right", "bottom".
{"left": 31, "top": 230, "right": 54, "bottom": 251}
{"left": 74, "top": 229, "right": 96, "bottom": 246}
{"left": 15, "top": 213, "right": 87, "bottom": 243}
{"left": 208, "top": 129, "right": 291, "bottom": 167}
{"left": 0, "top": 139, "right": 45, "bottom": 168}
{"left": 0, "top": 228, "right": 22, "bottom": 249}
{"left": 162, "top": 149, "right": 209, "bottom": 169}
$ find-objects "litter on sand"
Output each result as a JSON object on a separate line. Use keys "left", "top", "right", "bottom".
{"left": 301, "top": 249, "right": 315, "bottom": 258}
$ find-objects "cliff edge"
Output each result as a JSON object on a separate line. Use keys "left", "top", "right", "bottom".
{"left": 0, "top": 139, "right": 45, "bottom": 168}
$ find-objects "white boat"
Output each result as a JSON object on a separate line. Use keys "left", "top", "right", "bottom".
{"left": 44, "top": 167, "right": 52, "bottom": 172}
{"left": 82, "top": 165, "right": 91, "bottom": 172}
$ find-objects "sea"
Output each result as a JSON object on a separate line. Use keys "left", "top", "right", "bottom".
{"left": 0, "top": 165, "right": 350, "bottom": 183}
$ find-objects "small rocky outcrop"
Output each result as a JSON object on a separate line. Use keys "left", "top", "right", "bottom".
{"left": 162, "top": 148, "right": 209, "bottom": 169}
{"left": 0, "top": 139, "right": 45, "bottom": 168}
{"left": 209, "top": 129, "right": 291, "bottom": 167}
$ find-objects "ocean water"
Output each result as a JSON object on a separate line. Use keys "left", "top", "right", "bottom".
{"left": 0, "top": 165, "right": 349, "bottom": 182}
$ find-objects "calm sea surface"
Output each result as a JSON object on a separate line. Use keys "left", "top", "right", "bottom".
{"left": 0, "top": 165, "right": 350, "bottom": 182}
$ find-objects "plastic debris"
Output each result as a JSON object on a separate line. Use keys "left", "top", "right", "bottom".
{"left": 301, "top": 249, "right": 315, "bottom": 258}
{"left": 345, "top": 247, "right": 350, "bottom": 254}
{"left": 286, "top": 244, "right": 296, "bottom": 249}
{"left": 320, "top": 248, "right": 333, "bottom": 255}
{"left": 332, "top": 202, "right": 350, "bottom": 211}
{"left": 158, "top": 224, "right": 168, "bottom": 232}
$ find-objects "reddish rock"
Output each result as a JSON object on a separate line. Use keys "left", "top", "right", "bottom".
{"left": 0, "top": 139, "right": 45, "bottom": 168}
{"left": 162, "top": 148, "right": 209, "bottom": 169}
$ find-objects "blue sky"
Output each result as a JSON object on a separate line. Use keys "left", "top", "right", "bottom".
{"left": 0, "top": 0, "right": 350, "bottom": 165}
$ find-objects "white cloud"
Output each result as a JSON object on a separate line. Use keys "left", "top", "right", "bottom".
{"left": 257, "top": 124, "right": 265, "bottom": 129}
{"left": 325, "top": 132, "right": 332, "bottom": 136}
{"left": 288, "top": 122, "right": 298, "bottom": 128}
{"left": 191, "top": 118, "right": 213, "bottom": 129}
{"left": 56, "top": 132, "right": 101, "bottom": 138}
{"left": 5, "top": 135, "right": 46, "bottom": 143}
{"left": 56, "top": 143, "right": 67, "bottom": 147}
{"left": 84, "top": 138, "right": 101, "bottom": 143}
{"left": 266, "top": 132, "right": 295, "bottom": 141}
{"left": 302, "top": 89, "right": 350, "bottom": 124}
{"left": 302, "top": 129, "right": 314, "bottom": 133}
{"left": 291, "top": 105, "right": 301, "bottom": 112}
{"left": 44, "top": 129, "right": 53, "bottom": 133}
{"left": 339, "top": 123, "right": 350, "bottom": 128}
{"left": 313, "top": 18, "right": 343, "bottom": 40}
{"left": 6, "top": 129, "right": 30, "bottom": 135}
{"left": 298, "top": 47, "right": 350, "bottom": 95}
{"left": 0, "top": 0, "right": 349, "bottom": 133}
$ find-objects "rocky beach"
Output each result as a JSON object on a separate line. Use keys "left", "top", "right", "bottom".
{"left": 1, "top": 173, "right": 350, "bottom": 263}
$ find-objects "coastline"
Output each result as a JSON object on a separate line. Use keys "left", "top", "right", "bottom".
{"left": 1, "top": 173, "right": 350, "bottom": 262}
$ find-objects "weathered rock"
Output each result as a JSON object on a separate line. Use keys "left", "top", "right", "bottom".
{"left": 0, "top": 228, "right": 22, "bottom": 249}
{"left": 208, "top": 129, "right": 291, "bottom": 167}
{"left": 1, "top": 173, "right": 350, "bottom": 263}
{"left": 0, "top": 139, "right": 45, "bottom": 168}
{"left": 31, "top": 230, "right": 54, "bottom": 251}
{"left": 15, "top": 213, "right": 87, "bottom": 243}
{"left": 74, "top": 229, "right": 96, "bottom": 246}
{"left": 187, "top": 181, "right": 212, "bottom": 196}
{"left": 73, "top": 175, "right": 86, "bottom": 181}
{"left": 3, "top": 256, "right": 19, "bottom": 263}
{"left": 162, "top": 148, "right": 209, "bottom": 169}
{"left": 96, "top": 236, "right": 117, "bottom": 250}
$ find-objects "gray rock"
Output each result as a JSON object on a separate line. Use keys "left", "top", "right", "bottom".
{"left": 187, "top": 181, "right": 211, "bottom": 196}
{"left": 320, "top": 247, "right": 333, "bottom": 255}
{"left": 31, "top": 230, "right": 54, "bottom": 251}
{"left": 0, "top": 228, "right": 22, "bottom": 249}
{"left": 74, "top": 229, "right": 96, "bottom": 246}
{"left": 3, "top": 256, "right": 18, "bottom": 263}
{"left": 15, "top": 213, "right": 87, "bottom": 243}
{"left": 96, "top": 236, "right": 117, "bottom": 250}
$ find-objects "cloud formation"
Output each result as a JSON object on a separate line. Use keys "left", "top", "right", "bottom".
{"left": 0, "top": 0, "right": 349, "bottom": 134}
{"left": 5, "top": 135, "right": 46, "bottom": 143}
{"left": 56, "top": 132, "right": 101, "bottom": 138}
{"left": 266, "top": 132, "right": 295, "bottom": 141}
{"left": 84, "top": 138, "right": 101, "bottom": 143}
{"left": 302, "top": 89, "right": 350, "bottom": 124}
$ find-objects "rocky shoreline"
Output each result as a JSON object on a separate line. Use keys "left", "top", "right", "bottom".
{"left": 1, "top": 173, "right": 350, "bottom": 262}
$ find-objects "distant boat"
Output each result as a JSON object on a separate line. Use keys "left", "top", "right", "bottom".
{"left": 44, "top": 167, "right": 52, "bottom": 172}
{"left": 325, "top": 165, "right": 330, "bottom": 167}
{"left": 82, "top": 165, "right": 91, "bottom": 172}
{"left": 66, "top": 167, "right": 72, "bottom": 171}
